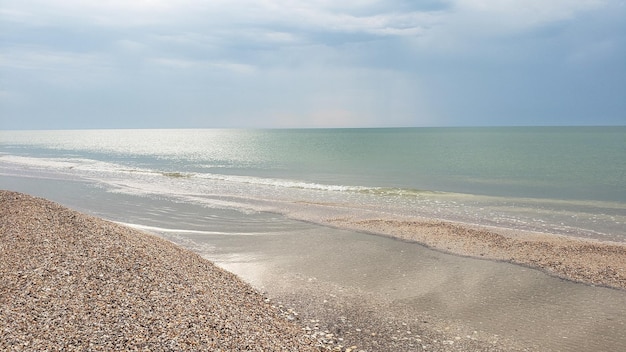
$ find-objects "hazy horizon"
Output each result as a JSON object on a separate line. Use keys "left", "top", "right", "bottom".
{"left": 3, "top": 124, "right": 626, "bottom": 132}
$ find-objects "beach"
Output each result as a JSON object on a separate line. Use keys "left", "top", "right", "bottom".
{"left": 0, "top": 190, "right": 524, "bottom": 352}
{"left": 4, "top": 190, "right": 626, "bottom": 351}
{"left": 327, "top": 217, "right": 626, "bottom": 290}
{"left": 2, "top": 190, "right": 542, "bottom": 352}
{"left": 0, "top": 191, "right": 317, "bottom": 351}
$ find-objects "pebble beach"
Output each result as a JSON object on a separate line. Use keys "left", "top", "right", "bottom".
{"left": 0, "top": 191, "right": 317, "bottom": 351}
{"left": 0, "top": 190, "right": 533, "bottom": 352}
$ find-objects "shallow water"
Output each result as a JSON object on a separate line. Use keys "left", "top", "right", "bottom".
{"left": 2, "top": 127, "right": 625, "bottom": 242}
{"left": 180, "top": 228, "right": 626, "bottom": 352}
{"left": 3, "top": 175, "right": 626, "bottom": 351}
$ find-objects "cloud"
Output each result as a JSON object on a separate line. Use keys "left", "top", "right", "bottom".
{"left": 566, "top": 39, "right": 619, "bottom": 66}
{"left": 3, "top": 1, "right": 612, "bottom": 62}
{"left": 270, "top": 109, "right": 361, "bottom": 128}
{"left": 453, "top": 0, "right": 605, "bottom": 24}
{"left": 148, "top": 57, "right": 256, "bottom": 74}
{"left": 408, "top": 0, "right": 613, "bottom": 52}
{"left": 0, "top": 0, "right": 195, "bottom": 27}
{"left": 1, "top": 0, "right": 624, "bottom": 128}
{"left": 0, "top": 47, "right": 114, "bottom": 87}
{"left": 255, "top": 3, "right": 442, "bottom": 37}
{"left": 2, "top": 0, "right": 442, "bottom": 38}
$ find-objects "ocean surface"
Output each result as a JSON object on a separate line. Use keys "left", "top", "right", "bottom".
{"left": 1, "top": 127, "right": 625, "bottom": 242}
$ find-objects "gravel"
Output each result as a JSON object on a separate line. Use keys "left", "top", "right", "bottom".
{"left": 0, "top": 190, "right": 318, "bottom": 351}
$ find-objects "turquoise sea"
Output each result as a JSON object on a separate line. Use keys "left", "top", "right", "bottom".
{"left": 1, "top": 126, "right": 625, "bottom": 242}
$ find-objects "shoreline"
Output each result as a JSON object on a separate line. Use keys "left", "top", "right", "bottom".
{"left": 0, "top": 190, "right": 545, "bottom": 351}
{"left": 3, "top": 190, "right": 626, "bottom": 351}
{"left": 1, "top": 190, "right": 537, "bottom": 352}
{"left": 326, "top": 217, "right": 626, "bottom": 290}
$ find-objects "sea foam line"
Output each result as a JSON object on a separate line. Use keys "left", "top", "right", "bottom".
{"left": 116, "top": 222, "right": 270, "bottom": 236}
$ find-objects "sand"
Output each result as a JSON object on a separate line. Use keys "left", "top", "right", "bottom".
{"left": 179, "top": 217, "right": 626, "bottom": 352}
{"left": 327, "top": 218, "right": 626, "bottom": 290}
{"left": 0, "top": 191, "right": 318, "bottom": 351}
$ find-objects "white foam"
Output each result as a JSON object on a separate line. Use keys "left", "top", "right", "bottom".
{"left": 116, "top": 222, "right": 269, "bottom": 236}
{"left": 194, "top": 172, "right": 370, "bottom": 192}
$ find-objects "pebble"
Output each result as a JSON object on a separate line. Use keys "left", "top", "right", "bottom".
{"left": 0, "top": 191, "right": 318, "bottom": 351}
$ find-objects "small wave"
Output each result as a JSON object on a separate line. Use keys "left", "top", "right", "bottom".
{"left": 0, "top": 154, "right": 437, "bottom": 196}
{"left": 193, "top": 172, "right": 370, "bottom": 192}
{"left": 359, "top": 187, "right": 446, "bottom": 197}
{"left": 0, "top": 155, "right": 192, "bottom": 179}
{"left": 188, "top": 172, "right": 452, "bottom": 196}
{"left": 0, "top": 155, "right": 82, "bottom": 169}
{"left": 116, "top": 222, "right": 268, "bottom": 236}
{"left": 161, "top": 172, "right": 192, "bottom": 178}
{"left": 0, "top": 155, "right": 148, "bottom": 175}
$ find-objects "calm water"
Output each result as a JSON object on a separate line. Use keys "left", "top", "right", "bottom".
{"left": 1, "top": 127, "right": 625, "bottom": 241}
{"left": 2, "top": 127, "right": 626, "bottom": 351}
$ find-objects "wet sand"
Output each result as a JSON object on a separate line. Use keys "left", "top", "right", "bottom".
{"left": 170, "top": 222, "right": 626, "bottom": 352}
{"left": 326, "top": 217, "right": 626, "bottom": 290}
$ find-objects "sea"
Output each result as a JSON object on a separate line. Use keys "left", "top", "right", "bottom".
{"left": 3, "top": 126, "right": 626, "bottom": 351}
{"left": 1, "top": 126, "right": 625, "bottom": 243}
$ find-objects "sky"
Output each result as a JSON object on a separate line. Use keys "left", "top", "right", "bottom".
{"left": 1, "top": 0, "right": 625, "bottom": 129}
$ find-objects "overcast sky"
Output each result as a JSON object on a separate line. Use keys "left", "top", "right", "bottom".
{"left": 1, "top": 0, "right": 625, "bottom": 129}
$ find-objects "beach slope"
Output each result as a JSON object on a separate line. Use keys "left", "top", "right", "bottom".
{"left": 0, "top": 191, "right": 316, "bottom": 351}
